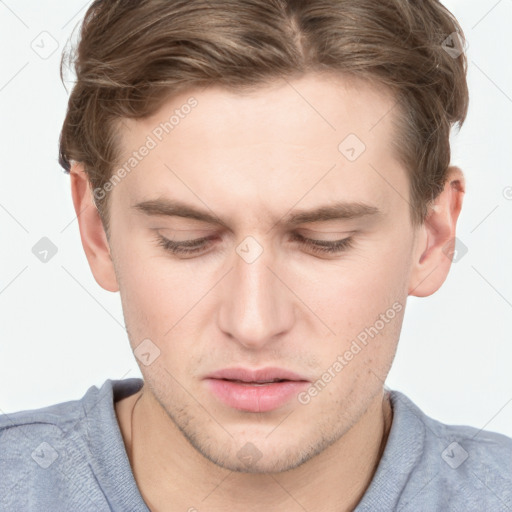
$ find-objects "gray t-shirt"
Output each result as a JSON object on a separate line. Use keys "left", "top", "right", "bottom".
{"left": 1, "top": 378, "right": 511, "bottom": 511}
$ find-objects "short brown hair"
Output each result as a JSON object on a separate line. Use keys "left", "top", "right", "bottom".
{"left": 58, "top": 0, "right": 468, "bottom": 236}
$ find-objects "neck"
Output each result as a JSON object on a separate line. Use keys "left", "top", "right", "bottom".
{"left": 124, "top": 387, "right": 393, "bottom": 512}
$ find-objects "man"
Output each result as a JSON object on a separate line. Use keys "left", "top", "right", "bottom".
{"left": 1, "top": 0, "right": 511, "bottom": 510}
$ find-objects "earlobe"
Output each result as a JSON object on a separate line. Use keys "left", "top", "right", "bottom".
{"left": 408, "top": 166, "right": 465, "bottom": 297}
{"left": 69, "top": 163, "right": 119, "bottom": 292}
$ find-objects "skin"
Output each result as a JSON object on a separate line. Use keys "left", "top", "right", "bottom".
{"left": 70, "top": 72, "right": 464, "bottom": 511}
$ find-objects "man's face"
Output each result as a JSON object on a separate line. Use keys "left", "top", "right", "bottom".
{"left": 107, "top": 72, "right": 419, "bottom": 473}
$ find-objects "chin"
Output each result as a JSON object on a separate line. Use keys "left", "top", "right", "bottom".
{"left": 196, "top": 443, "right": 313, "bottom": 474}
{"left": 181, "top": 425, "right": 339, "bottom": 475}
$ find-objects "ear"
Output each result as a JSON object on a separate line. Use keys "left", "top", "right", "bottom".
{"left": 408, "top": 166, "right": 465, "bottom": 297}
{"left": 69, "top": 162, "right": 119, "bottom": 292}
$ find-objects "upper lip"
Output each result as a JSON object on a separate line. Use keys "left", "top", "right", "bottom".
{"left": 205, "top": 367, "right": 310, "bottom": 383}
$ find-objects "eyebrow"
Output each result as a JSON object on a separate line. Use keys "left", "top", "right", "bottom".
{"left": 132, "top": 198, "right": 382, "bottom": 228}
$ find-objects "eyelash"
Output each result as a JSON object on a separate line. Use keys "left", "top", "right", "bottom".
{"left": 155, "top": 233, "right": 354, "bottom": 256}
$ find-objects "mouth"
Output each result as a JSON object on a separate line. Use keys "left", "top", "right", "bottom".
{"left": 205, "top": 367, "right": 310, "bottom": 383}
{"left": 225, "top": 378, "right": 288, "bottom": 385}
{"left": 203, "top": 367, "right": 310, "bottom": 412}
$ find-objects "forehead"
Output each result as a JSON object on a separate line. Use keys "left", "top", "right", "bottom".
{"left": 112, "top": 72, "right": 406, "bottom": 225}
{"left": 121, "top": 72, "right": 397, "bottom": 149}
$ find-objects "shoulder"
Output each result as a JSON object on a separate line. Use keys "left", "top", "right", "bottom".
{"left": 0, "top": 377, "right": 143, "bottom": 442}
{"left": 0, "top": 390, "right": 90, "bottom": 463}
{"left": 0, "top": 378, "right": 113, "bottom": 445}
{"left": 388, "top": 390, "right": 512, "bottom": 510}
{"left": 0, "top": 378, "right": 143, "bottom": 510}
{"left": 402, "top": 392, "right": 512, "bottom": 472}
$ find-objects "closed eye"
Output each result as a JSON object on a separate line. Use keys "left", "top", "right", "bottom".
{"left": 155, "top": 233, "right": 354, "bottom": 257}
{"left": 289, "top": 233, "right": 354, "bottom": 254}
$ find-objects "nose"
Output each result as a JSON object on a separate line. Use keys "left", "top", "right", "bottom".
{"left": 217, "top": 237, "right": 295, "bottom": 350}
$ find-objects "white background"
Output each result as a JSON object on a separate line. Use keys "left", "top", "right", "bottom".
{"left": 1, "top": 0, "right": 511, "bottom": 438}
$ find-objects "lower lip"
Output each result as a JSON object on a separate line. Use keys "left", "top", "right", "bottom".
{"left": 205, "top": 378, "right": 309, "bottom": 412}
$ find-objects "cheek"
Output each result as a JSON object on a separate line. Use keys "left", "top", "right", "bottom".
{"left": 113, "top": 237, "right": 190, "bottom": 340}
{"left": 293, "top": 241, "right": 410, "bottom": 359}
{"left": 122, "top": 266, "right": 188, "bottom": 328}
{"left": 116, "top": 249, "right": 224, "bottom": 368}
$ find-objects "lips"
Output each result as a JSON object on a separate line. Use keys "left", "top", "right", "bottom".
{"left": 204, "top": 367, "right": 310, "bottom": 412}
{"left": 205, "top": 367, "right": 310, "bottom": 384}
